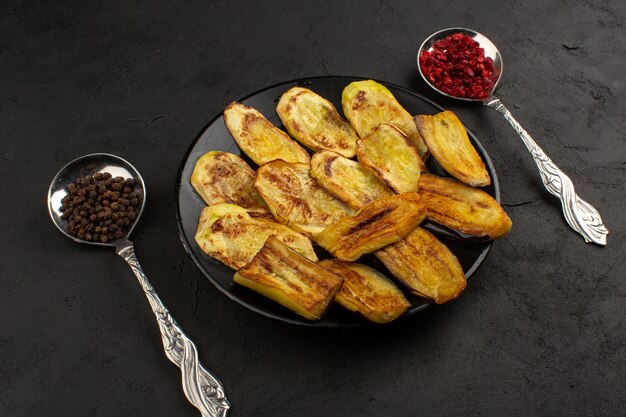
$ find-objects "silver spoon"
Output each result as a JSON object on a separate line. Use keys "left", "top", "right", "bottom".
{"left": 48, "top": 153, "right": 230, "bottom": 417}
{"left": 417, "top": 27, "right": 609, "bottom": 246}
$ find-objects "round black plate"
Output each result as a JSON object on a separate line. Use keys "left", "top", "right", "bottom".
{"left": 175, "top": 76, "right": 499, "bottom": 327}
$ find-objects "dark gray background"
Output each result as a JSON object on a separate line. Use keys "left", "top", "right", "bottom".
{"left": 1, "top": 1, "right": 624, "bottom": 416}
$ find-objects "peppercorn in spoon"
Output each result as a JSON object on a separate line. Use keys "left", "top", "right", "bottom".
{"left": 417, "top": 27, "right": 608, "bottom": 245}
{"left": 48, "top": 153, "right": 230, "bottom": 417}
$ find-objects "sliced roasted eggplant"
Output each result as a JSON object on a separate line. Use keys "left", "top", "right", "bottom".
{"left": 190, "top": 151, "right": 269, "bottom": 212}
{"left": 342, "top": 79, "right": 429, "bottom": 159}
{"left": 223, "top": 101, "right": 310, "bottom": 165}
{"left": 314, "top": 192, "right": 427, "bottom": 261}
{"left": 415, "top": 111, "right": 490, "bottom": 187}
{"left": 276, "top": 87, "right": 359, "bottom": 158}
{"left": 375, "top": 227, "right": 466, "bottom": 304}
{"left": 418, "top": 173, "right": 512, "bottom": 240}
{"left": 310, "top": 150, "right": 393, "bottom": 210}
{"left": 255, "top": 160, "right": 353, "bottom": 235}
{"left": 319, "top": 259, "right": 410, "bottom": 324}
{"left": 234, "top": 237, "right": 343, "bottom": 321}
{"left": 194, "top": 203, "right": 317, "bottom": 270}
{"left": 356, "top": 123, "right": 426, "bottom": 193}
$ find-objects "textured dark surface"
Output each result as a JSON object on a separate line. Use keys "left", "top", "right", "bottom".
{"left": 1, "top": 1, "right": 624, "bottom": 416}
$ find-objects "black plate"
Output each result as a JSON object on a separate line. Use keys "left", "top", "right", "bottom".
{"left": 175, "top": 76, "right": 499, "bottom": 327}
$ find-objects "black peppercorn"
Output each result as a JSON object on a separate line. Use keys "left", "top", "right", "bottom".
{"left": 60, "top": 171, "right": 142, "bottom": 241}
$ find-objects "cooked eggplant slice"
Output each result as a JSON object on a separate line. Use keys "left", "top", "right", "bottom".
{"left": 319, "top": 259, "right": 410, "bottom": 324}
{"left": 194, "top": 203, "right": 317, "bottom": 270}
{"left": 314, "top": 192, "right": 427, "bottom": 261}
{"left": 234, "top": 237, "right": 343, "bottom": 321}
{"left": 342, "top": 79, "right": 429, "bottom": 159}
{"left": 310, "top": 150, "right": 393, "bottom": 210}
{"left": 356, "top": 123, "right": 426, "bottom": 193}
{"left": 223, "top": 101, "right": 310, "bottom": 165}
{"left": 276, "top": 87, "right": 359, "bottom": 158}
{"left": 415, "top": 111, "right": 490, "bottom": 187}
{"left": 255, "top": 160, "right": 353, "bottom": 236}
{"left": 375, "top": 227, "right": 466, "bottom": 304}
{"left": 190, "top": 151, "right": 269, "bottom": 212}
{"left": 418, "top": 173, "right": 512, "bottom": 240}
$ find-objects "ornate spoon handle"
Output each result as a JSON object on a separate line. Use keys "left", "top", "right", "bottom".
{"left": 116, "top": 241, "right": 230, "bottom": 417}
{"left": 485, "top": 96, "right": 608, "bottom": 245}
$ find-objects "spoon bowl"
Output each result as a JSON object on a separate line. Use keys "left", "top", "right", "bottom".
{"left": 417, "top": 27, "right": 503, "bottom": 102}
{"left": 47, "top": 153, "right": 146, "bottom": 247}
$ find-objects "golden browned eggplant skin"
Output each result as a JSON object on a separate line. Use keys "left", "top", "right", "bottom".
{"left": 356, "top": 123, "right": 426, "bottom": 193}
{"left": 310, "top": 150, "right": 393, "bottom": 210}
{"left": 341, "top": 79, "right": 429, "bottom": 159}
{"left": 418, "top": 173, "right": 512, "bottom": 240}
{"left": 375, "top": 227, "right": 466, "bottom": 304}
{"left": 223, "top": 101, "right": 310, "bottom": 165}
{"left": 190, "top": 151, "right": 269, "bottom": 212}
{"left": 319, "top": 260, "right": 410, "bottom": 324}
{"left": 314, "top": 192, "right": 427, "bottom": 261}
{"left": 276, "top": 87, "right": 359, "bottom": 158}
{"left": 234, "top": 237, "right": 344, "bottom": 321}
{"left": 194, "top": 203, "right": 317, "bottom": 270}
{"left": 415, "top": 111, "right": 490, "bottom": 187}
{"left": 255, "top": 160, "right": 353, "bottom": 236}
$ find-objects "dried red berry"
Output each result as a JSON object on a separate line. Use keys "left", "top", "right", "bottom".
{"left": 419, "top": 33, "right": 495, "bottom": 99}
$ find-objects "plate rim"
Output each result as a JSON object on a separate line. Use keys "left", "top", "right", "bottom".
{"left": 174, "top": 75, "right": 499, "bottom": 328}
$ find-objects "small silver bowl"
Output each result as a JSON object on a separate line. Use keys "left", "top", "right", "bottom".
{"left": 47, "top": 152, "right": 145, "bottom": 247}
{"left": 417, "top": 27, "right": 503, "bottom": 102}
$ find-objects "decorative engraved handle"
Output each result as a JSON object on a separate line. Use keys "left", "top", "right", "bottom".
{"left": 116, "top": 241, "right": 230, "bottom": 417}
{"left": 485, "top": 96, "right": 608, "bottom": 245}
